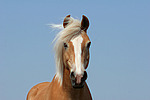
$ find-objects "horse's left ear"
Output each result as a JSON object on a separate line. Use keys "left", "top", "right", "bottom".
{"left": 81, "top": 15, "right": 89, "bottom": 31}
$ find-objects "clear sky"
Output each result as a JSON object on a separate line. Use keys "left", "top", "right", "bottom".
{"left": 0, "top": 0, "right": 150, "bottom": 100}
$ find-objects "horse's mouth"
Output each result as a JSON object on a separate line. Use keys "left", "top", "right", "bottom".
{"left": 71, "top": 79, "right": 85, "bottom": 89}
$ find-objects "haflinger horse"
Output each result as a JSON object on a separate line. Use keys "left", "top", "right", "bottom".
{"left": 27, "top": 15, "right": 92, "bottom": 100}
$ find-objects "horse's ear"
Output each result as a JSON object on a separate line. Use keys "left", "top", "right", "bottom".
{"left": 81, "top": 15, "right": 89, "bottom": 31}
{"left": 63, "top": 15, "right": 71, "bottom": 28}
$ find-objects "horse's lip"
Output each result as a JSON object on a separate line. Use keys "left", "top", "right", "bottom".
{"left": 71, "top": 79, "right": 85, "bottom": 89}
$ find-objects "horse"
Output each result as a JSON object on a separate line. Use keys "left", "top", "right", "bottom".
{"left": 26, "top": 15, "right": 92, "bottom": 100}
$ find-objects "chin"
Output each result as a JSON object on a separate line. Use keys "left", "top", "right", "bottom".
{"left": 72, "top": 84, "right": 84, "bottom": 89}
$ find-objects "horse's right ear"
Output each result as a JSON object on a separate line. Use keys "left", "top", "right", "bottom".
{"left": 81, "top": 15, "right": 89, "bottom": 31}
{"left": 63, "top": 15, "right": 71, "bottom": 28}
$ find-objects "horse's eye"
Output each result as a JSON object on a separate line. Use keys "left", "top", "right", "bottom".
{"left": 64, "top": 42, "right": 68, "bottom": 49}
{"left": 87, "top": 42, "right": 91, "bottom": 48}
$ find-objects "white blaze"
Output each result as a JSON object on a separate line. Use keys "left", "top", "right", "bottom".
{"left": 71, "top": 35, "right": 83, "bottom": 75}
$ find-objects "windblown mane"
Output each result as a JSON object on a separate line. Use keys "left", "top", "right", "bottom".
{"left": 51, "top": 17, "right": 82, "bottom": 84}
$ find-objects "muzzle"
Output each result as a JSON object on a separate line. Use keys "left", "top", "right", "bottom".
{"left": 70, "top": 71, "right": 87, "bottom": 89}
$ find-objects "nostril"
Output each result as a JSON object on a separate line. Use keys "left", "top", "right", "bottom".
{"left": 82, "top": 71, "right": 87, "bottom": 81}
{"left": 70, "top": 72, "right": 75, "bottom": 79}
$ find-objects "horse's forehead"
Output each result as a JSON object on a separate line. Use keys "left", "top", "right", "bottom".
{"left": 71, "top": 35, "right": 83, "bottom": 44}
{"left": 70, "top": 35, "right": 83, "bottom": 53}
{"left": 70, "top": 33, "right": 90, "bottom": 46}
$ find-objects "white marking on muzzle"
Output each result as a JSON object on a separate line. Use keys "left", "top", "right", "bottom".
{"left": 71, "top": 35, "right": 83, "bottom": 75}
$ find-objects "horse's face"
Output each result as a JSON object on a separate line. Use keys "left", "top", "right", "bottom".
{"left": 63, "top": 32, "right": 91, "bottom": 88}
{"left": 63, "top": 15, "right": 90, "bottom": 88}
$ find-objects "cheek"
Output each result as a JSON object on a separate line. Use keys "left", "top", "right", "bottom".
{"left": 83, "top": 50, "right": 90, "bottom": 69}
{"left": 87, "top": 51, "right": 90, "bottom": 60}
{"left": 63, "top": 50, "right": 75, "bottom": 68}
{"left": 63, "top": 51, "right": 70, "bottom": 63}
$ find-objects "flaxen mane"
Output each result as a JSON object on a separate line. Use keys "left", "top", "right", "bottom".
{"left": 52, "top": 17, "right": 83, "bottom": 84}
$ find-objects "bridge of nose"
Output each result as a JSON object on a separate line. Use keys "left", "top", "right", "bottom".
{"left": 71, "top": 34, "right": 84, "bottom": 76}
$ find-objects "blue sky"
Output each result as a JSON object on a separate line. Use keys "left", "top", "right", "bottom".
{"left": 0, "top": 0, "right": 150, "bottom": 100}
